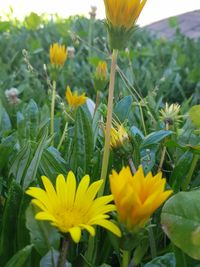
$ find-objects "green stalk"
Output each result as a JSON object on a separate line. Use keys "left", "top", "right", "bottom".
{"left": 57, "top": 121, "right": 68, "bottom": 151}
{"left": 99, "top": 49, "right": 118, "bottom": 196}
{"left": 50, "top": 80, "right": 56, "bottom": 145}
{"left": 148, "top": 227, "right": 157, "bottom": 259}
{"left": 121, "top": 250, "right": 130, "bottom": 267}
{"left": 158, "top": 122, "right": 169, "bottom": 172}
{"left": 182, "top": 154, "right": 199, "bottom": 191}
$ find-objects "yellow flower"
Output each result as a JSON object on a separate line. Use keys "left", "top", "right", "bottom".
{"left": 95, "top": 61, "right": 108, "bottom": 80}
{"left": 103, "top": 0, "right": 147, "bottom": 49}
{"left": 110, "top": 123, "right": 129, "bottom": 149}
{"left": 110, "top": 166, "right": 173, "bottom": 231}
{"left": 104, "top": 0, "right": 147, "bottom": 30}
{"left": 49, "top": 43, "right": 67, "bottom": 67}
{"left": 26, "top": 171, "right": 121, "bottom": 243}
{"left": 65, "top": 86, "right": 87, "bottom": 108}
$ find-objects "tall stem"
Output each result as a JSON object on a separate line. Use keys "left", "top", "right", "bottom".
{"left": 57, "top": 121, "right": 68, "bottom": 151}
{"left": 128, "top": 157, "right": 136, "bottom": 174}
{"left": 99, "top": 49, "right": 118, "bottom": 196}
{"left": 50, "top": 80, "right": 56, "bottom": 145}
{"left": 182, "top": 154, "right": 199, "bottom": 191}
{"left": 158, "top": 122, "right": 169, "bottom": 172}
{"left": 121, "top": 250, "right": 130, "bottom": 267}
{"left": 58, "top": 237, "right": 69, "bottom": 267}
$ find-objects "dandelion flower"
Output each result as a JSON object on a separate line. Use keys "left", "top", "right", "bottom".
{"left": 49, "top": 43, "right": 67, "bottom": 67}
{"left": 26, "top": 171, "right": 121, "bottom": 243}
{"left": 65, "top": 86, "right": 87, "bottom": 108}
{"left": 110, "top": 166, "right": 173, "bottom": 231}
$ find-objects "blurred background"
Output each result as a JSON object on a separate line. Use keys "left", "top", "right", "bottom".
{"left": 0, "top": 0, "right": 200, "bottom": 25}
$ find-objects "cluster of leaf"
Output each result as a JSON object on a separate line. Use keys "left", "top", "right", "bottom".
{"left": 0, "top": 12, "right": 200, "bottom": 267}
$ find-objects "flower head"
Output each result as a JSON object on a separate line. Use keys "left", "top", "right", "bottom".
{"left": 110, "top": 166, "right": 173, "bottom": 231}
{"left": 26, "top": 171, "right": 121, "bottom": 243}
{"left": 110, "top": 123, "right": 129, "bottom": 149}
{"left": 95, "top": 61, "right": 108, "bottom": 80}
{"left": 5, "top": 87, "right": 20, "bottom": 105}
{"left": 65, "top": 86, "right": 87, "bottom": 108}
{"left": 104, "top": 0, "right": 147, "bottom": 30}
{"left": 49, "top": 43, "right": 67, "bottom": 67}
{"left": 160, "top": 103, "right": 182, "bottom": 126}
{"left": 103, "top": 0, "right": 147, "bottom": 49}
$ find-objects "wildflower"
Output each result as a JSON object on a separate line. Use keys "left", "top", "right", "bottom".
{"left": 49, "top": 43, "right": 67, "bottom": 67}
{"left": 110, "top": 123, "right": 129, "bottom": 149}
{"left": 160, "top": 103, "right": 181, "bottom": 126}
{"left": 65, "top": 86, "right": 87, "bottom": 108}
{"left": 103, "top": 0, "right": 147, "bottom": 49}
{"left": 26, "top": 171, "right": 121, "bottom": 243}
{"left": 5, "top": 88, "right": 20, "bottom": 105}
{"left": 95, "top": 61, "right": 107, "bottom": 80}
{"left": 67, "top": 46, "right": 75, "bottom": 59}
{"left": 110, "top": 166, "right": 173, "bottom": 231}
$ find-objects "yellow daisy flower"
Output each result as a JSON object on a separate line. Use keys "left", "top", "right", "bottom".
{"left": 49, "top": 43, "right": 67, "bottom": 67}
{"left": 103, "top": 0, "right": 147, "bottom": 49}
{"left": 110, "top": 166, "right": 173, "bottom": 231}
{"left": 104, "top": 0, "right": 147, "bottom": 30}
{"left": 26, "top": 171, "right": 121, "bottom": 243}
{"left": 95, "top": 61, "right": 108, "bottom": 80}
{"left": 110, "top": 123, "right": 129, "bottom": 149}
{"left": 65, "top": 86, "right": 87, "bottom": 108}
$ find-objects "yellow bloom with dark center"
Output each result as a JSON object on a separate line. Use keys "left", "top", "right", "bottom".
{"left": 110, "top": 123, "right": 129, "bottom": 148}
{"left": 110, "top": 166, "right": 173, "bottom": 231}
{"left": 49, "top": 43, "right": 67, "bottom": 67}
{"left": 95, "top": 61, "right": 108, "bottom": 80}
{"left": 65, "top": 86, "right": 87, "bottom": 108}
{"left": 26, "top": 171, "right": 121, "bottom": 243}
{"left": 104, "top": 0, "right": 147, "bottom": 30}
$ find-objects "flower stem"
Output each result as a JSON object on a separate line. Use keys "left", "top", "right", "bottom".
{"left": 148, "top": 227, "right": 157, "bottom": 259}
{"left": 158, "top": 122, "right": 169, "bottom": 172}
{"left": 99, "top": 49, "right": 118, "bottom": 196}
{"left": 50, "top": 80, "right": 56, "bottom": 145}
{"left": 58, "top": 236, "right": 69, "bottom": 267}
{"left": 57, "top": 121, "right": 68, "bottom": 151}
{"left": 182, "top": 154, "right": 199, "bottom": 191}
{"left": 128, "top": 157, "right": 136, "bottom": 174}
{"left": 121, "top": 250, "right": 130, "bottom": 267}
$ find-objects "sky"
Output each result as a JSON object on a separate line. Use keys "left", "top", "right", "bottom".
{"left": 0, "top": 0, "right": 200, "bottom": 26}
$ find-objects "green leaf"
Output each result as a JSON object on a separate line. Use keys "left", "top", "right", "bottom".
{"left": 26, "top": 205, "right": 60, "bottom": 256}
{"left": 0, "top": 181, "right": 23, "bottom": 266}
{"left": 9, "top": 143, "right": 32, "bottom": 184}
{"left": 0, "top": 104, "right": 11, "bottom": 133}
{"left": 4, "top": 245, "right": 32, "bottom": 267}
{"left": 71, "top": 107, "right": 93, "bottom": 174}
{"left": 39, "top": 249, "right": 59, "bottom": 267}
{"left": 141, "top": 130, "right": 173, "bottom": 149}
{"left": 189, "top": 105, "right": 200, "bottom": 128}
{"left": 161, "top": 190, "right": 200, "bottom": 260}
{"left": 113, "top": 95, "right": 132, "bottom": 122}
{"left": 169, "top": 150, "right": 193, "bottom": 192}
{"left": 24, "top": 12, "right": 42, "bottom": 30}
{"left": 23, "top": 128, "right": 48, "bottom": 189}
{"left": 144, "top": 253, "right": 176, "bottom": 267}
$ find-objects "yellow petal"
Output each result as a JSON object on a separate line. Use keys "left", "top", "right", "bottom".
{"left": 65, "top": 171, "right": 77, "bottom": 208}
{"left": 94, "top": 219, "right": 121, "bottom": 237}
{"left": 69, "top": 227, "right": 82, "bottom": 243}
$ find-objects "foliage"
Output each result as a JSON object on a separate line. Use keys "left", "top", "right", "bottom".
{"left": 0, "top": 11, "right": 200, "bottom": 267}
